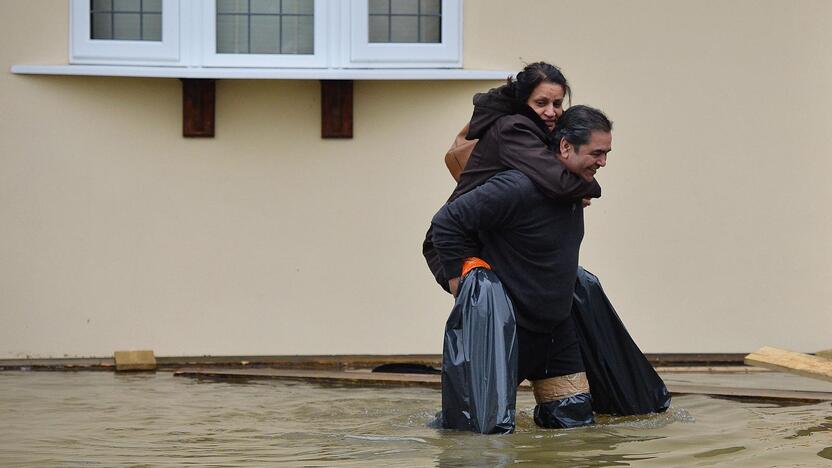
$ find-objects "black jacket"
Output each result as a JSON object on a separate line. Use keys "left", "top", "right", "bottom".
{"left": 431, "top": 170, "right": 584, "bottom": 332}
{"left": 424, "top": 86, "right": 601, "bottom": 291}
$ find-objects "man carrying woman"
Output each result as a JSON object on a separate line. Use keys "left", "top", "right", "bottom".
{"left": 427, "top": 62, "right": 613, "bottom": 428}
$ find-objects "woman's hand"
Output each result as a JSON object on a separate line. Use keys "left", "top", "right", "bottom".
{"left": 582, "top": 198, "right": 592, "bottom": 208}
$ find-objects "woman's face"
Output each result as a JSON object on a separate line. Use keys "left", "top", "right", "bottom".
{"left": 526, "top": 82, "right": 565, "bottom": 131}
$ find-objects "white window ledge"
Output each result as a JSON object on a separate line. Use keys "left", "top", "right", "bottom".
{"left": 10, "top": 65, "right": 512, "bottom": 81}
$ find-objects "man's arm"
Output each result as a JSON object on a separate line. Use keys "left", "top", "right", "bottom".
{"left": 431, "top": 171, "right": 530, "bottom": 292}
{"left": 497, "top": 118, "right": 602, "bottom": 200}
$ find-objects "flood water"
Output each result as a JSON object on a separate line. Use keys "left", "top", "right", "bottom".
{"left": 0, "top": 371, "right": 830, "bottom": 467}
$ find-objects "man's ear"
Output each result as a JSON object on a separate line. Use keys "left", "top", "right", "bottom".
{"left": 559, "top": 138, "right": 571, "bottom": 158}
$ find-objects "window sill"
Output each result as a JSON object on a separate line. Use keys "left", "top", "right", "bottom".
{"left": 10, "top": 64, "right": 511, "bottom": 81}
{"left": 10, "top": 64, "right": 510, "bottom": 139}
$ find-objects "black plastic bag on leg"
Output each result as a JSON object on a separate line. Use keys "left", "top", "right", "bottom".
{"left": 533, "top": 392, "right": 595, "bottom": 429}
{"left": 572, "top": 267, "right": 671, "bottom": 415}
{"left": 441, "top": 268, "right": 518, "bottom": 434}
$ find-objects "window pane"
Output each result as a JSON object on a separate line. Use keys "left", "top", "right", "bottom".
{"left": 217, "top": 14, "right": 249, "bottom": 53}
{"left": 113, "top": 13, "right": 141, "bottom": 40}
{"left": 281, "top": 15, "right": 313, "bottom": 54}
{"left": 90, "top": 0, "right": 162, "bottom": 41}
{"left": 251, "top": 15, "right": 280, "bottom": 53}
{"left": 216, "top": 1, "right": 313, "bottom": 55}
{"left": 369, "top": 0, "right": 389, "bottom": 15}
{"left": 143, "top": 0, "right": 162, "bottom": 13}
{"left": 282, "top": 0, "right": 314, "bottom": 15}
{"left": 114, "top": 0, "right": 140, "bottom": 12}
{"left": 369, "top": 0, "right": 441, "bottom": 44}
{"left": 91, "top": 12, "right": 113, "bottom": 39}
{"left": 92, "top": 0, "right": 112, "bottom": 11}
{"left": 368, "top": 15, "right": 389, "bottom": 43}
{"left": 419, "top": 15, "right": 440, "bottom": 43}
{"left": 390, "top": 0, "right": 418, "bottom": 14}
{"left": 251, "top": 0, "right": 279, "bottom": 14}
{"left": 298, "top": 16, "right": 314, "bottom": 53}
{"left": 142, "top": 12, "right": 162, "bottom": 41}
{"left": 421, "top": 0, "right": 440, "bottom": 15}
{"left": 390, "top": 16, "right": 418, "bottom": 42}
{"left": 217, "top": 0, "right": 248, "bottom": 14}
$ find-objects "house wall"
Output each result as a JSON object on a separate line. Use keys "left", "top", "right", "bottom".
{"left": 1, "top": 1, "right": 830, "bottom": 358}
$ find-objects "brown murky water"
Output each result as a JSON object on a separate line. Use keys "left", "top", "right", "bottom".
{"left": 0, "top": 371, "right": 830, "bottom": 467}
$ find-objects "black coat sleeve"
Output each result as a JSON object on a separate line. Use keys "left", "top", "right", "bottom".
{"left": 495, "top": 118, "right": 602, "bottom": 200}
{"left": 431, "top": 171, "right": 530, "bottom": 279}
{"left": 421, "top": 224, "right": 451, "bottom": 292}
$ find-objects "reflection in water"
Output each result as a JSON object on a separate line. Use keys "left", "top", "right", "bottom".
{"left": 431, "top": 407, "right": 692, "bottom": 467}
{"left": 785, "top": 415, "right": 832, "bottom": 439}
{"left": 0, "top": 372, "right": 830, "bottom": 467}
{"left": 432, "top": 430, "right": 659, "bottom": 467}
{"left": 693, "top": 446, "right": 746, "bottom": 458}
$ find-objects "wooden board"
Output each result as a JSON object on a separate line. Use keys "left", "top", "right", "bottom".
{"left": 745, "top": 346, "right": 832, "bottom": 383}
{"left": 664, "top": 384, "right": 832, "bottom": 403}
{"left": 173, "top": 368, "right": 832, "bottom": 402}
{"left": 320, "top": 80, "right": 353, "bottom": 138}
{"left": 181, "top": 79, "right": 215, "bottom": 137}
{"left": 114, "top": 350, "right": 156, "bottom": 371}
{"left": 175, "top": 368, "right": 441, "bottom": 388}
{"left": 0, "top": 353, "right": 754, "bottom": 371}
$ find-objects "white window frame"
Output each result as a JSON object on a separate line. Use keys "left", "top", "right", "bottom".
{"left": 347, "top": 0, "right": 462, "bottom": 68}
{"left": 68, "top": 0, "right": 463, "bottom": 69}
{"left": 70, "top": 0, "right": 181, "bottom": 65}
{"left": 201, "top": 0, "right": 330, "bottom": 68}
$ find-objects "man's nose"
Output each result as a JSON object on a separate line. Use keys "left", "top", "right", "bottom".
{"left": 597, "top": 155, "right": 607, "bottom": 167}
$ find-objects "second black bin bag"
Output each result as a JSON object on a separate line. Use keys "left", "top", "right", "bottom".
{"left": 572, "top": 267, "right": 672, "bottom": 415}
{"left": 441, "top": 267, "right": 518, "bottom": 434}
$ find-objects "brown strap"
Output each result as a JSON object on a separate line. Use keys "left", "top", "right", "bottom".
{"left": 444, "top": 123, "right": 478, "bottom": 182}
{"left": 531, "top": 372, "right": 590, "bottom": 404}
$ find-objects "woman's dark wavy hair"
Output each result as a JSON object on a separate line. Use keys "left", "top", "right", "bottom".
{"left": 505, "top": 62, "right": 572, "bottom": 105}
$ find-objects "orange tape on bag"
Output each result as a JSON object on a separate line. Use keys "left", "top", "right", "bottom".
{"left": 461, "top": 257, "right": 492, "bottom": 278}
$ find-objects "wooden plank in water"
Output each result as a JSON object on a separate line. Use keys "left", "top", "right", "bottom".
{"left": 657, "top": 366, "right": 768, "bottom": 373}
{"left": 0, "top": 353, "right": 759, "bottom": 371}
{"left": 175, "top": 368, "right": 442, "bottom": 388}
{"left": 745, "top": 346, "right": 832, "bottom": 383}
{"left": 173, "top": 368, "right": 832, "bottom": 402}
{"left": 114, "top": 350, "right": 156, "bottom": 371}
{"left": 665, "top": 384, "right": 832, "bottom": 403}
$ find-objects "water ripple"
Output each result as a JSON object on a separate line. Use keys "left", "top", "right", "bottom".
{"left": 0, "top": 372, "right": 829, "bottom": 467}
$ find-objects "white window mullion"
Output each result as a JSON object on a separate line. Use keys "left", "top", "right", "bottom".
{"left": 178, "top": 0, "right": 203, "bottom": 67}
{"left": 327, "top": 0, "right": 348, "bottom": 68}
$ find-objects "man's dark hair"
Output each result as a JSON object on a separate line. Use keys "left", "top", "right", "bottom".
{"left": 505, "top": 62, "right": 572, "bottom": 105}
{"left": 552, "top": 105, "right": 613, "bottom": 151}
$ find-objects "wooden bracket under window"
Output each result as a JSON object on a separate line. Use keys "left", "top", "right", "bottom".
{"left": 181, "top": 79, "right": 215, "bottom": 138}
{"left": 320, "top": 80, "right": 353, "bottom": 138}
{"left": 179, "top": 79, "right": 352, "bottom": 139}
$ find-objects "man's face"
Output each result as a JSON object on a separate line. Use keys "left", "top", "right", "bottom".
{"left": 558, "top": 131, "right": 612, "bottom": 181}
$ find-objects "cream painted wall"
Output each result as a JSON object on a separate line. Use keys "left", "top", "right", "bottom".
{"left": 1, "top": 1, "right": 830, "bottom": 357}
